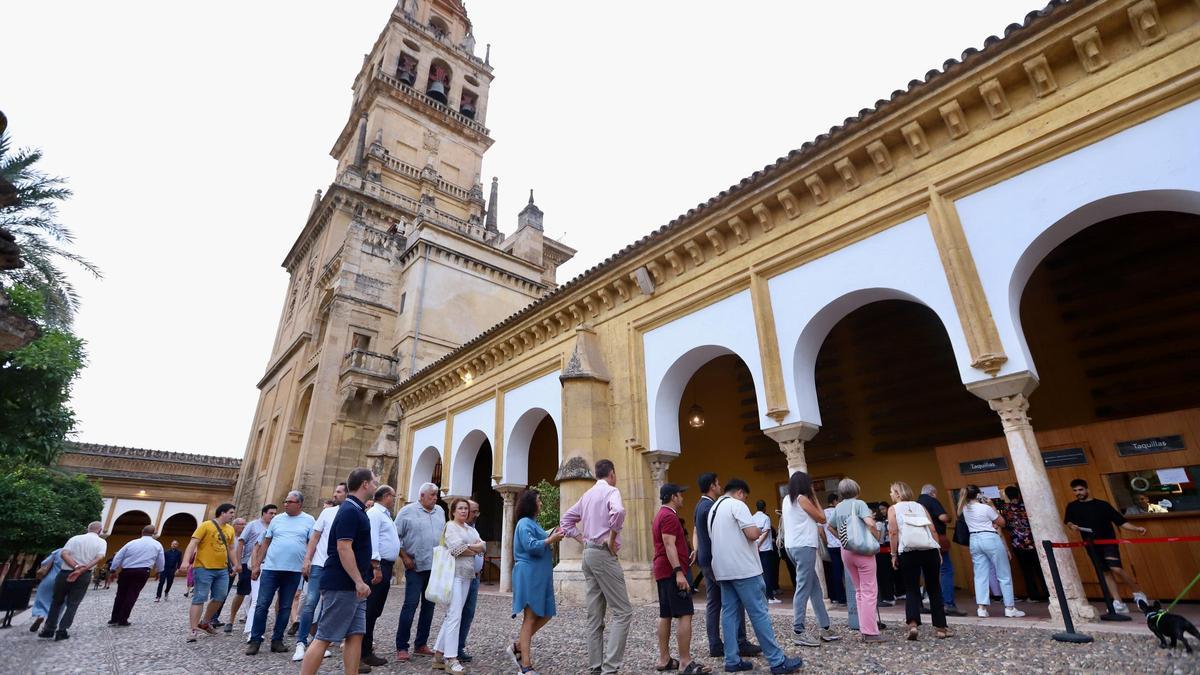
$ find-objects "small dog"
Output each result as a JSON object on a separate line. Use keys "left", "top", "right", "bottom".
{"left": 1138, "top": 599, "right": 1200, "bottom": 653}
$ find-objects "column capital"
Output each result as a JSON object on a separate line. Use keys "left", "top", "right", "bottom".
{"left": 641, "top": 449, "right": 677, "bottom": 493}
{"left": 762, "top": 420, "right": 820, "bottom": 444}
{"left": 494, "top": 483, "right": 525, "bottom": 500}
{"left": 965, "top": 371, "right": 1038, "bottom": 401}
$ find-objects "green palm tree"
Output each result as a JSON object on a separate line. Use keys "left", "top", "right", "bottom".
{"left": 0, "top": 133, "right": 101, "bottom": 327}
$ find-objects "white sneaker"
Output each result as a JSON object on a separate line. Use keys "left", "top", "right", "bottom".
{"left": 1112, "top": 600, "right": 1129, "bottom": 614}
{"left": 1132, "top": 592, "right": 1149, "bottom": 609}
{"left": 292, "top": 644, "right": 306, "bottom": 662}
{"left": 1004, "top": 607, "right": 1026, "bottom": 618}
{"left": 768, "top": 598, "right": 783, "bottom": 605}
{"left": 976, "top": 607, "right": 989, "bottom": 618}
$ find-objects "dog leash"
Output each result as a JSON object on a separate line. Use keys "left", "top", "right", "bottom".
{"left": 1164, "top": 569, "right": 1200, "bottom": 615}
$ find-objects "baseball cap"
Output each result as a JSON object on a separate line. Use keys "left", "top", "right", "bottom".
{"left": 660, "top": 483, "right": 688, "bottom": 503}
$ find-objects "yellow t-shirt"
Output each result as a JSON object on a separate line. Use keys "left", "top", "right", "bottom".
{"left": 191, "top": 520, "right": 236, "bottom": 570}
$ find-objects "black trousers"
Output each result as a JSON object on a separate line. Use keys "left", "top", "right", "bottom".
{"left": 780, "top": 547, "right": 797, "bottom": 589}
{"left": 44, "top": 570, "right": 92, "bottom": 633}
{"left": 759, "top": 550, "right": 779, "bottom": 598}
{"left": 824, "top": 549, "right": 846, "bottom": 603}
{"left": 899, "top": 549, "right": 946, "bottom": 628}
{"left": 875, "top": 552, "right": 895, "bottom": 601}
{"left": 363, "top": 559, "right": 394, "bottom": 656}
{"left": 1013, "top": 548, "right": 1049, "bottom": 601}
{"left": 111, "top": 568, "right": 150, "bottom": 623}
{"left": 156, "top": 567, "right": 178, "bottom": 598}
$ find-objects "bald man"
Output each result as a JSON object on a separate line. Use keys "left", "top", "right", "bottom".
{"left": 108, "top": 524, "right": 165, "bottom": 626}
{"left": 39, "top": 522, "right": 107, "bottom": 640}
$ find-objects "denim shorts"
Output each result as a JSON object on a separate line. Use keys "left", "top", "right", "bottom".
{"left": 191, "top": 567, "right": 230, "bottom": 605}
{"left": 314, "top": 590, "right": 366, "bottom": 643}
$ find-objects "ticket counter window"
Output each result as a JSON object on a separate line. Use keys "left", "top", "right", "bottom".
{"left": 1103, "top": 465, "right": 1199, "bottom": 516}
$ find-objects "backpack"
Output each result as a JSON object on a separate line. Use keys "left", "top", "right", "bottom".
{"left": 895, "top": 502, "right": 939, "bottom": 552}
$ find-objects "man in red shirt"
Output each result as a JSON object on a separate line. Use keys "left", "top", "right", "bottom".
{"left": 653, "top": 483, "right": 709, "bottom": 674}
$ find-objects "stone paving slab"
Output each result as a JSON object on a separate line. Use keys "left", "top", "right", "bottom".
{"left": 3, "top": 582, "right": 1198, "bottom": 674}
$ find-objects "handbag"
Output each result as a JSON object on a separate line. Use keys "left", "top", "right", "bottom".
{"left": 896, "top": 503, "right": 939, "bottom": 552}
{"left": 836, "top": 500, "right": 880, "bottom": 556}
{"left": 425, "top": 527, "right": 455, "bottom": 605}
{"left": 952, "top": 516, "right": 971, "bottom": 546}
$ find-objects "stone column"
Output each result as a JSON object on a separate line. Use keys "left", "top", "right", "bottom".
{"left": 642, "top": 450, "right": 675, "bottom": 494}
{"left": 763, "top": 420, "right": 820, "bottom": 475}
{"left": 968, "top": 373, "right": 1096, "bottom": 623}
{"left": 495, "top": 483, "right": 523, "bottom": 593}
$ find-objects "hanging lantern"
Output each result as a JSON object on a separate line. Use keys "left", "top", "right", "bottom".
{"left": 687, "top": 403, "right": 706, "bottom": 428}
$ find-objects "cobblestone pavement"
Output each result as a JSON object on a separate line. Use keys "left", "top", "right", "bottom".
{"left": 3, "top": 583, "right": 1197, "bottom": 674}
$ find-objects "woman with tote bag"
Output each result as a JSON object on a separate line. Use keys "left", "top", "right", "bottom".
{"left": 430, "top": 498, "right": 484, "bottom": 674}
{"left": 886, "top": 481, "right": 954, "bottom": 641}
{"left": 828, "top": 478, "right": 885, "bottom": 643}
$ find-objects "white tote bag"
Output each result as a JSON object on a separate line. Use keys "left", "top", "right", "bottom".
{"left": 425, "top": 527, "right": 455, "bottom": 605}
{"left": 896, "top": 502, "right": 939, "bottom": 552}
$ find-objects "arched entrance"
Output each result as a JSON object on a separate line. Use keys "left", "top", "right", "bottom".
{"left": 107, "top": 510, "right": 154, "bottom": 562}
{"left": 409, "top": 445, "right": 443, "bottom": 502}
{"left": 159, "top": 513, "right": 198, "bottom": 547}
{"left": 1009, "top": 207, "right": 1200, "bottom": 602}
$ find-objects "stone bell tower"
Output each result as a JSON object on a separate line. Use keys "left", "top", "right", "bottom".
{"left": 233, "top": 0, "right": 575, "bottom": 515}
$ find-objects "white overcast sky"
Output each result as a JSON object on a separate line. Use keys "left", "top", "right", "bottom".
{"left": 4, "top": 1, "right": 1038, "bottom": 458}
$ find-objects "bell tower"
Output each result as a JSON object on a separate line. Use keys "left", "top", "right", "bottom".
{"left": 330, "top": 0, "right": 496, "bottom": 240}
{"left": 233, "top": 0, "right": 575, "bottom": 515}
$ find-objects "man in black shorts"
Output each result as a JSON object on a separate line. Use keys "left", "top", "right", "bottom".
{"left": 1063, "top": 478, "right": 1148, "bottom": 613}
{"left": 653, "top": 484, "right": 709, "bottom": 674}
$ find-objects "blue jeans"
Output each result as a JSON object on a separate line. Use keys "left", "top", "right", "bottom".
{"left": 251, "top": 569, "right": 302, "bottom": 643}
{"left": 939, "top": 549, "right": 957, "bottom": 607}
{"left": 788, "top": 546, "right": 830, "bottom": 632}
{"left": 297, "top": 565, "right": 323, "bottom": 646}
{"left": 396, "top": 568, "right": 435, "bottom": 651}
{"left": 969, "top": 532, "right": 1015, "bottom": 607}
{"left": 719, "top": 576, "right": 785, "bottom": 669}
{"left": 458, "top": 576, "right": 479, "bottom": 654}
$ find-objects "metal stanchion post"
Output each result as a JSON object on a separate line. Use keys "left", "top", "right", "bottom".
{"left": 1041, "top": 540, "right": 1093, "bottom": 643}
{"left": 1082, "top": 534, "right": 1130, "bottom": 622}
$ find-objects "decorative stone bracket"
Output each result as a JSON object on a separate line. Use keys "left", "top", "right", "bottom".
{"left": 763, "top": 420, "right": 820, "bottom": 475}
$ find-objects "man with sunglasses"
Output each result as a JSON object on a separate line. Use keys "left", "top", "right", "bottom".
{"left": 246, "top": 490, "right": 315, "bottom": 655}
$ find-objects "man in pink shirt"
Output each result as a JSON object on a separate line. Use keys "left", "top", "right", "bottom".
{"left": 561, "top": 459, "right": 631, "bottom": 675}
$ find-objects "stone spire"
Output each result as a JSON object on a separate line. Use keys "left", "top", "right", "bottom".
{"left": 485, "top": 177, "right": 499, "bottom": 232}
{"left": 517, "top": 189, "right": 543, "bottom": 231}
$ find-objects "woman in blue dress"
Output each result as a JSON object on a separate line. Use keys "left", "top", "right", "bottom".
{"left": 507, "top": 489, "right": 564, "bottom": 675}
{"left": 29, "top": 549, "right": 63, "bottom": 633}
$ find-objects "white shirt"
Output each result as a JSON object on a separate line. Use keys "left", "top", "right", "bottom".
{"left": 111, "top": 535, "right": 165, "bottom": 572}
{"left": 823, "top": 507, "right": 841, "bottom": 548}
{"left": 61, "top": 531, "right": 107, "bottom": 571}
{"left": 963, "top": 502, "right": 1000, "bottom": 534}
{"left": 708, "top": 496, "right": 763, "bottom": 581}
{"left": 752, "top": 511, "right": 774, "bottom": 552}
{"left": 311, "top": 506, "right": 339, "bottom": 567}
{"left": 368, "top": 503, "right": 401, "bottom": 562}
{"left": 781, "top": 496, "right": 818, "bottom": 549}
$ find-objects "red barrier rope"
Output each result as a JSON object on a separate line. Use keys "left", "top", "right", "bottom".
{"left": 1048, "top": 535, "right": 1200, "bottom": 548}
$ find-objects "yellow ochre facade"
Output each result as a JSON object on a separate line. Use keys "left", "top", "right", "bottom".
{"left": 243, "top": 0, "right": 1200, "bottom": 621}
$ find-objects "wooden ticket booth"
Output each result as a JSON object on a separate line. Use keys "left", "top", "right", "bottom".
{"left": 936, "top": 408, "right": 1200, "bottom": 602}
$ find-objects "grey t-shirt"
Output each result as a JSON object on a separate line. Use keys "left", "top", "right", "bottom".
{"left": 238, "top": 518, "right": 267, "bottom": 566}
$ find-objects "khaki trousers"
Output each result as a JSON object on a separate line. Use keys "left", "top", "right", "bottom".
{"left": 581, "top": 546, "right": 632, "bottom": 674}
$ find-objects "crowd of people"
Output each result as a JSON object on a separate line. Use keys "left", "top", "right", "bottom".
{"left": 24, "top": 463, "right": 1155, "bottom": 674}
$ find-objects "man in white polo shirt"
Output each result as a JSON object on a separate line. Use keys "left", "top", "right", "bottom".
{"left": 295, "top": 483, "right": 347, "bottom": 661}
{"left": 38, "top": 521, "right": 107, "bottom": 641}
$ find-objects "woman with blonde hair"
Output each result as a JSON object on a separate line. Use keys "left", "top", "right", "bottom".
{"left": 957, "top": 485, "right": 1024, "bottom": 619}
{"left": 828, "top": 478, "right": 885, "bottom": 643}
{"left": 887, "top": 481, "right": 953, "bottom": 640}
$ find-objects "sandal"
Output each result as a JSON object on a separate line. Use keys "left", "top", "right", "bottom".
{"left": 682, "top": 662, "right": 713, "bottom": 674}
{"left": 656, "top": 657, "right": 680, "bottom": 671}
{"left": 935, "top": 627, "right": 955, "bottom": 639}
{"left": 906, "top": 625, "right": 918, "bottom": 641}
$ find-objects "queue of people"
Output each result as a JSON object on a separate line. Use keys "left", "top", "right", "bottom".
{"left": 23, "top": 463, "right": 1156, "bottom": 674}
